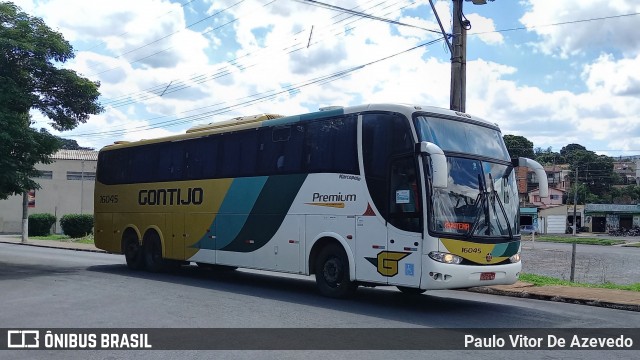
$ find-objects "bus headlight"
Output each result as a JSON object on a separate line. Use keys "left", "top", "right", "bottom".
{"left": 428, "top": 251, "right": 463, "bottom": 264}
{"left": 509, "top": 253, "right": 521, "bottom": 263}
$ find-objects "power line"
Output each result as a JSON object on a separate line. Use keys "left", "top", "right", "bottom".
{"left": 86, "top": 0, "right": 248, "bottom": 77}
{"left": 469, "top": 12, "right": 640, "bottom": 37}
{"left": 77, "top": 0, "right": 200, "bottom": 53}
{"left": 294, "top": 0, "right": 442, "bottom": 35}
{"left": 67, "top": 37, "right": 445, "bottom": 139}
{"left": 97, "top": 0, "right": 417, "bottom": 108}
{"left": 92, "top": 5, "right": 640, "bottom": 111}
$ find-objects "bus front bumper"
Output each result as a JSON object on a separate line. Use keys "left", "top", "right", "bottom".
{"left": 419, "top": 255, "right": 522, "bottom": 290}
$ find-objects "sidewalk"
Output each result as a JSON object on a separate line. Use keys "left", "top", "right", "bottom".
{"left": 1, "top": 235, "right": 638, "bottom": 312}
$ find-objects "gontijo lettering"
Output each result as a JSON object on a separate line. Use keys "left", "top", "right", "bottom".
{"left": 138, "top": 188, "right": 203, "bottom": 205}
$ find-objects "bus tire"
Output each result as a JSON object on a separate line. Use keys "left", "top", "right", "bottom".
{"left": 397, "top": 286, "right": 426, "bottom": 295}
{"left": 123, "top": 237, "right": 145, "bottom": 271}
{"left": 144, "top": 234, "right": 165, "bottom": 273}
{"left": 315, "top": 244, "right": 356, "bottom": 298}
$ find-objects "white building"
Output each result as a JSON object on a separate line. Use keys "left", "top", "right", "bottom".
{"left": 0, "top": 150, "right": 97, "bottom": 234}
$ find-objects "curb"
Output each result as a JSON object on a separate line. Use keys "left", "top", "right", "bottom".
{"left": 466, "top": 286, "right": 640, "bottom": 312}
{"left": 0, "top": 240, "right": 107, "bottom": 254}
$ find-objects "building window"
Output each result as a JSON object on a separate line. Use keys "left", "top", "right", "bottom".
{"left": 533, "top": 195, "right": 541, "bottom": 202}
{"left": 550, "top": 194, "right": 560, "bottom": 200}
{"left": 67, "top": 171, "right": 96, "bottom": 180}
{"left": 35, "top": 170, "right": 53, "bottom": 179}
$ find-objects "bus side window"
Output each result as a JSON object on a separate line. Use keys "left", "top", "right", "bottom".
{"left": 362, "top": 113, "right": 413, "bottom": 218}
{"left": 155, "top": 142, "right": 184, "bottom": 181}
{"left": 304, "top": 116, "right": 357, "bottom": 174}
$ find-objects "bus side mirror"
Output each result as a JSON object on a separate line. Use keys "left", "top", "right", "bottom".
{"left": 417, "top": 141, "right": 448, "bottom": 189}
{"left": 517, "top": 157, "right": 549, "bottom": 198}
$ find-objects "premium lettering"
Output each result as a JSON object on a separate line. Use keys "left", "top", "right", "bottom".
{"left": 312, "top": 192, "right": 357, "bottom": 202}
{"left": 138, "top": 188, "right": 203, "bottom": 205}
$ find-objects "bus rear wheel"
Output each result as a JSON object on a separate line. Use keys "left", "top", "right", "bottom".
{"left": 123, "top": 237, "right": 145, "bottom": 271}
{"left": 315, "top": 244, "right": 356, "bottom": 298}
{"left": 397, "top": 286, "right": 426, "bottom": 295}
{"left": 144, "top": 234, "right": 165, "bottom": 273}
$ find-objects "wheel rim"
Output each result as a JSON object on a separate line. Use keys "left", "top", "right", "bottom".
{"left": 323, "top": 257, "right": 342, "bottom": 287}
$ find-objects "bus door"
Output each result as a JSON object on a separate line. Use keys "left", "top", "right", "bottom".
{"left": 355, "top": 215, "right": 389, "bottom": 285}
{"left": 166, "top": 213, "right": 184, "bottom": 260}
{"left": 386, "top": 156, "right": 422, "bottom": 287}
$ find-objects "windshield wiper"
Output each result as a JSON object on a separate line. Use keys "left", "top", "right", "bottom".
{"left": 469, "top": 173, "right": 513, "bottom": 237}
{"left": 488, "top": 173, "right": 512, "bottom": 237}
{"left": 469, "top": 174, "right": 490, "bottom": 236}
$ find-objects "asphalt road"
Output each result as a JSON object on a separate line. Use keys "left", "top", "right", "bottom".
{"left": 1, "top": 243, "right": 639, "bottom": 360}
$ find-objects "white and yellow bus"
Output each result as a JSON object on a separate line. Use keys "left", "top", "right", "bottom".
{"left": 94, "top": 103, "right": 548, "bottom": 298}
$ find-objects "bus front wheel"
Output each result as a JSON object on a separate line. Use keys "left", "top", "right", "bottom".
{"left": 314, "top": 244, "right": 356, "bottom": 298}
{"left": 144, "top": 234, "right": 165, "bottom": 273}
{"left": 123, "top": 237, "right": 145, "bottom": 271}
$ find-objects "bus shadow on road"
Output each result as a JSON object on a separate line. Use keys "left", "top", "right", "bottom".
{"left": 87, "top": 263, "right": 559, "bottom": 328}
{"left": 0, "top": 261, "right": 82, "bottom": 280}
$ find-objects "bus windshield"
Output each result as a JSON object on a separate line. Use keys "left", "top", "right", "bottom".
{"left": 414, "top": 115, "right": 519, "bottom": 239}
{"left": 414, "top": 115, "right": 511, "bottom": 161}
{"left": 426, "top": 157, "right": 519, "bottom": 239}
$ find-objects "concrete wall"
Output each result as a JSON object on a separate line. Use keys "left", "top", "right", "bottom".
{"left": 0, "top": 158, "right": 96, "bottom": 234}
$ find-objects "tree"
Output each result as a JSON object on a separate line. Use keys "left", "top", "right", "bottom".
{"left": 0, "top": 2, "right": 103, "bottom": 199}
{"left": 612, "top": 185, "right": 640, "bottom": 205}
{"left": 503, "top": 134, "right": 534, "bottom": 159}
{"left": 560, "top": 144, "right": 589, "bottom": 165}
{"left": 55, "top": 134, "right": 93, "bottom": 150}
{"left": 534, "top": 146, "right": 564, "bottom": 165}
{"left": 561, "top": 143, "right": 615, "bottom": 201}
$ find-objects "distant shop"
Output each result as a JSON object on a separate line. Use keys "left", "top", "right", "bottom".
{"left": 520, "top": 207, "right": 538, "bottom": 228}
{"left": 537, "top": 205, "right": 585, "bottom": 234}
{"left": 584, "top": 204, "right": 640, "bottom": 232}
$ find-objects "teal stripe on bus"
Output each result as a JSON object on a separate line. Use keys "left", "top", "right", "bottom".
{"left": 220, "top": 173, "right": 307, "bottom": 252}
{"left": 261, "top": 108, "right": 345, "bottom": 127}
{"left": 490, "top": 241, "right": 519, "bottom": 258}
{"left": 193, "top": 176, "right": 268, "bottom": 250}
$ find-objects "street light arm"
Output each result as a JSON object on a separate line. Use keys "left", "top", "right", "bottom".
{"left": 428, "top": 0, "right": 453, "bottom": 53}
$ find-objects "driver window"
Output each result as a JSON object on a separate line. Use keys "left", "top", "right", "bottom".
{"left": 389, "top": 157, "right": 421, "bottom": 232}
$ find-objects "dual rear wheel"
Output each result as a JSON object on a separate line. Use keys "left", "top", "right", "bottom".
{"left": 122, "top": 233, "right": 167, "bottom": 272}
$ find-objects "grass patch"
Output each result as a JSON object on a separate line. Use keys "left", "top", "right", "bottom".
{"left": 622, "top": 242, "right": 640, "bottom": 248}
{"left": 30, "top": 234, "right": 94, "bottom": 244}
{"left": 520, "top": 273, "right": 640, "bottom": 292}
{"left": 524, "top": 235, "right": 625, "bottom": 246}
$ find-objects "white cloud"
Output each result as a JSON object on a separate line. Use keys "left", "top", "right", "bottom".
{"left": 583, "top": 53, "right": 640, "bottom": 97}
{"left": 466, "top": 13, "right": 503, "bottom": 45}
{"left": 9, "top": 0, "right": 640, "bottom": 155}
{"left": 519, "top": 0, "right": 640, "bottom": 58}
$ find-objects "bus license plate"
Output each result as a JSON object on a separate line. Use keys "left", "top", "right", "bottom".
{"left": 480, "top": 272, "right": 495, "bottom": 281}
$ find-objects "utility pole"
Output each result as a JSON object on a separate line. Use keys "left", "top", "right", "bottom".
{"left": 570, "top": 168, "right": 578, "bottom": 282}
{"left": 450, "top": 0, "right": 467, "bottom": 112}
{"left": 80, "top": 160, "right": 85, "bottom": 215}
{"left": 21, "top": 192, "right": 28, "bottom": 243}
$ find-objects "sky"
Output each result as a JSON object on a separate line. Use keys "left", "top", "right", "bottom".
{"left": 10, "top": 0, "right": 640, "bottom": 156}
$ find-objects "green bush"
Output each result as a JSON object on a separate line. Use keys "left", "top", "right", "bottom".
{"left": 28, "top": 213, "right": 56, "bottom": 236}
{"left": 60, "top": 214, "right": 94, "bottom": 238}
